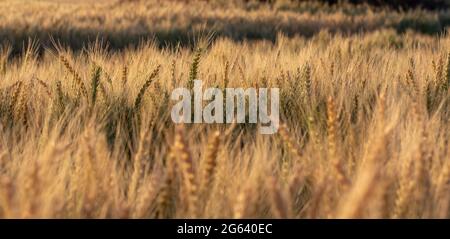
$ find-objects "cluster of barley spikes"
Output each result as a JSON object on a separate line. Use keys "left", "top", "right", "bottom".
{"left": 0, "top": 33, "right": 449, "bottom": 218}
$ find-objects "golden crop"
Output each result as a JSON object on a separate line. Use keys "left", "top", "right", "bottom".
{"left": 0, "top": 0, "right": 448, "bottom": 218}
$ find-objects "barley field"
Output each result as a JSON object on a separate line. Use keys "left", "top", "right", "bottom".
{"left": 0, "top": 0, "right": 449, "bottom": 219}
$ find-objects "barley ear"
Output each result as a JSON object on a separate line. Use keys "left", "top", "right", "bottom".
{"left": 9, "top": 81, "right": 23, "bottom": 119}
{"left": 34, "top": 77, "right": 52, "bottom": 97}
{"left": 0, "top": 44, "right": 11, "bottom": 75}
{"left": 443, "top": 52, "right": 450, "bottom": 93}
{"left": 121, "top": 64, "right": 128, "bottom": 87}
{"left": 301, "top": 62, "right": 312, "bottom": 101}
{"left": 90, "top": 64, "right": 101, "bottom": 106}
{"left": 405, "top": 58, "right": 419, "bottom": 96}
{"left": 188, "top": 47, "right": 202, "bottom": 90}
{"left": 15, "top": 81, "right": 29, "bottom": 126}
{"left": 128, "top": 126, "right": 151, "bottom": 203}
{"left": 393, "top": 157, "right": 414, "bottom": 218}
{"left": 134, "top": 65, "right": 161, "bottom": 111}
{"left": 59, "top": 55, "right": 88, "bottom": 99}
{"left": 0, "top": 176, "right": 14, "bottom": 217}
{"left": 200, "top": 130, "right": 220, "bottom": 197}
{"left": 170, "top": 59, "right": 176, "bottom": 90}
{"left": 278, "top": 123, "right": 302, "bottom": 161}
{"left": 156, "top": 147, "right": 177, "bottom": 219}
{"left": 327, "top": 96, "right": 349, "bottom": 187}
{"left": 267, "top": 176, "right": 291, "bottom": 218}
{"left": 223, "top": 60, "right": 229, "bottom": 88}
{"left": 173, "top": 125, "right": 198, "bottom": 218}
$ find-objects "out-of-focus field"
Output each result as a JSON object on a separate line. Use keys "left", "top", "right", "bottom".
{"left": 2, "top": 0, "right": 450, "bottom": 51}
{"left": 0, "top": 0, "right": 448, "bottom": 218}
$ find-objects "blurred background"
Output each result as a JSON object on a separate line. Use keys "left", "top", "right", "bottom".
{"left": 249, "top": 0, "right": 450, "bottom": 10}
{"left": 2, "top": 0, "right": 450, "bottom": 53}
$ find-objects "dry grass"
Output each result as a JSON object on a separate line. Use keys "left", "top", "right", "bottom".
{"left": 0, "top": 0, "right": 448, "bottom": 219}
